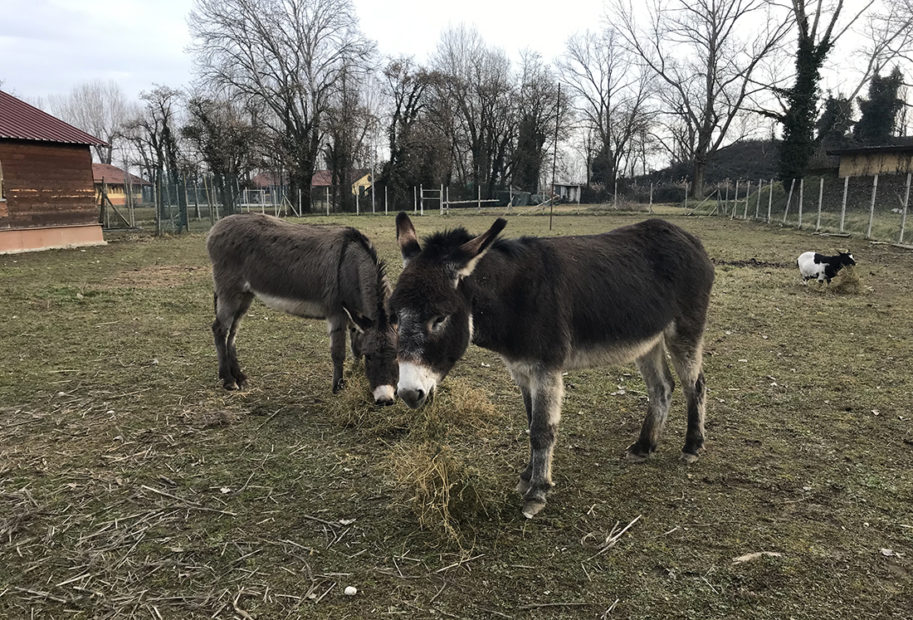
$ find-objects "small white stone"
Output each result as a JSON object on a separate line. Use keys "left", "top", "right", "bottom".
{"left": 344, "top": 586, "right": 357, "bottom": 596}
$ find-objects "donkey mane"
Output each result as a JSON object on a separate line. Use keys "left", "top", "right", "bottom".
{"left": 339, "top": 227, "right": 391, "bottom": 326}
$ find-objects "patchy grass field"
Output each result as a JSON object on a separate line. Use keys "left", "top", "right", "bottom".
{"left": 1, "top": 210, "right": 911, "bottom": 618}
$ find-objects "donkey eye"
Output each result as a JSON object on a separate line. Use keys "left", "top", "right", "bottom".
{"left": 430, "top": 315, "right": 448, "bottom": 332}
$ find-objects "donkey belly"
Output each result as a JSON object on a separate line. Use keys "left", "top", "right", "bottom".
{"left": 251, "top": 288, "right": 327, "bottom": 319}
{"left": 564, "top": 331, "right": 665, "bottom": 370}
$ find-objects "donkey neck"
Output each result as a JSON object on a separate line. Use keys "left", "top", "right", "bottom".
{"left": 460, "top": 240, "right": 561, "bottom": 362}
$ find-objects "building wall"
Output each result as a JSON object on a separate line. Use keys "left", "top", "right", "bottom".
{"left": 0, "top": 140, "right": 98, "bottom": 228}
{"left": 839, "top": 152, "right": 913, "bottom": 178}
{"left": 0, "top": 140, "right": 104, "bottom": 253}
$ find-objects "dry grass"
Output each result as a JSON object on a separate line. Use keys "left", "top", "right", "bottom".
{"left": 326, "top": 365, "right": 504, "bottom": 540}
{"left": 2, "top": 211, "right": 912, "bottom": 618}
{"left": 830, "top": 264, "right": 862, "bottom": 294}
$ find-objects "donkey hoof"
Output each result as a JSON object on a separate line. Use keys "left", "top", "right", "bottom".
{"left": 222, "top": 380, "right": 239, "bottom": 391}
{"left": 332, "top": 379, "right": 346, "bottom": 394}
{"left": 680, "top": 451, "right": 700, "bottom": 464}
{"left": 626, "top": 445, "right": 651, "bottom": 463}
{"left": 515, "top": 478, "right": 531, "bottom": 495}
{"left": 522, "top": 499, "right": 546, "bottom": 519}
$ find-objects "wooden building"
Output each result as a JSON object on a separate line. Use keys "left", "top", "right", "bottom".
{"left": 829, "top": 144, "right": 913, "bottom": 178}
{"left": 0, "top": 90, "right": 107, "bottom": 253}
{"left": 93, "top": 163, "right": 149, "bottom": 206}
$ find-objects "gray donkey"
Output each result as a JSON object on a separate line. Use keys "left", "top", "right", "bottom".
{"left": 207, "top": 214, "right": 397, "bottom": 405}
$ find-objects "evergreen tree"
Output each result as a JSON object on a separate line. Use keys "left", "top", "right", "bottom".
{"left": 853, "top": 67, "right": 904, "bottom": 145}
{"left": 815, "top": 94, "right": 853, "bottom": 147}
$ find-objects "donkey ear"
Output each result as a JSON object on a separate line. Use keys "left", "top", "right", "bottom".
{"left": 453, "top": 218, "right": 507, "bottom": 279}
{"left": 396, "top": 212, "right": 421, "bottom": 265}
{"left": 343, "top": 305, "right": 374, "bottom": 333}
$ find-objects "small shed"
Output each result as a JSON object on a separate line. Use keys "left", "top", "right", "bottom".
{"left": 93, "top": 163, "right": 150, "bottom": 206}
{"left": 828, "top": 144, "right": 913, "bottom": 178}
{"left": 0, "top": 90, "right": 107, "bottom": 253}
{"left": 554, "top": 183, "right": 581, "bottom": 204}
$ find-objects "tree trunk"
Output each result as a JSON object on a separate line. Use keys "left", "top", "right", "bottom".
{"left": 691, "top": 158, "right": 706, "bottom": 199}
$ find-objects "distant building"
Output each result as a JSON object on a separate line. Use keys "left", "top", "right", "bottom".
{"left": 828, "top": 144, "right": 913, "bottom": 178}
{"left": 554, "top": 183, "right": 581, "bottom": 204}
{"left": 93, "top": 163, "right": 150, "bottom": 207}
{"left": 0, "top": 90, "right": 107, "bottom": 253}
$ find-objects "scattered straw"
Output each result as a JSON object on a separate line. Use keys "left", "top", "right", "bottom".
{"left": 830, "top": 265, "right": 861, "bottom": 294}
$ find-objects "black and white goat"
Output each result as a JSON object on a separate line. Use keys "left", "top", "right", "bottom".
{"left": 797, "top": 250, "right": 856, "bottom": 284}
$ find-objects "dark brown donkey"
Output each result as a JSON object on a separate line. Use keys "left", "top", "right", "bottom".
{"left": 207, "top": 214, "right": 397, "bottom": 405}
{"left": 389, "top": 213, "right": 714, "bottom": 517}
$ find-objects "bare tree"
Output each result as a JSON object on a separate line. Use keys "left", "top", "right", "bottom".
{"left": 189, "top": 0, "right": 374, "bottom": 212}
{"left": 381, "top": 57, "right": 434, "bottom": 205}
{"left": 48, "top": 80, "right": 130, "bottom": 164}
{"left": 182, "top": 94, "right": 262, "bottom": 215}
{"left": 514, "top": 51, "right": 567, "bottom": 193}
{"left": 615, "top": 0, "right": 789, "bottom": 197}
{"left": 560, "top": 29, "right": 652, "bottom": 188}
{"left": 431, "top": 26, "right": 516, "bottom": 198}
{"left": 323, "top": 65, "right": 376, "bottom": 211}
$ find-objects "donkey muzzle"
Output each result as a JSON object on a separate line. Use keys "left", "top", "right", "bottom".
{"left": 397, "top": 361, "right": 438, "bottom": 409}
{"left": 373, "top": 384, "right": 396, "bottom": 407}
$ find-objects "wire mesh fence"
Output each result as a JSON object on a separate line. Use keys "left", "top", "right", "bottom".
{"left": 102, "top": 172, "right": 912, "bottom": 247}
{"left": 688, "top": 173, "right": 911, "bottom": 245}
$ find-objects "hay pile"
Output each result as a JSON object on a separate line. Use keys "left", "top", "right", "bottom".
{"left": 325, "top": 363, "right": 507, "bottom": 540}
{"left": 830, "top": 264, "right": 861, "bottom": 294}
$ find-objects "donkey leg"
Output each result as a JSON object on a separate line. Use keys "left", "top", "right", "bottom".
{"left": 522, "top": 368, "right": 564, "bottom": 518}
{"left": 226, "top": 293, "right": 254, "bottom": 388}
{"left": 328, "top": 315, "right": 347, "bottom": 393}
{"left": 212, "top": 291, "right": 245, "bottom": 390}
{"left": 516, "top": 383, "right": 534, "bottom": 494}
{"left": 667, "top": 329, "right": 708, "bottom": 463}
{"left": 627, "top": 341, "right": 674, "bottom": 462}
{"left": 507, "top": 364, "right": 534, "bottom": 494}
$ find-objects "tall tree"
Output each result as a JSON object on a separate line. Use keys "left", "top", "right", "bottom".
{"left": 48, "top": 80, "right": 130, "bottom": 164}
{"left": 560, "top": 28, "right": 651, "bottom": 188}
{"left": 189, "top": 0, "right": 374, "bottom": 212}
{"left": 182, "top": 95, "right": 261, "bottom": 215}
{"left": 776, "top": 1, "right": 874, "bottom": 181}
{"left": 854, "top": 66, "right": 905, "bottom": 144}
{"left": 380, "top": 57, "right": 433, "bottom": 207}
{"left": 615, "top": 0, "right": 789, "bottom": 197}
{"left": 323, "top": 66, "right": 375, "bottom": 211}
{"left": 513, "top": 52, "right": 564, "bottom": 192}
{"left": 431, "top": 26, "right": 516, "bottom": 198}
{"left": 815, "top": 93, "right": 853, "bottom": 147}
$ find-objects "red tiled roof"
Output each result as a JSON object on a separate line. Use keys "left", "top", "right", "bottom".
{"left": 92, "top": 163, "right": 150, "bottom": 186}
{"left": 311, "top": 169, "right": 333, "bottom": 187}
{"left": 0, "top": 90, "right": 107, "bottom": 146}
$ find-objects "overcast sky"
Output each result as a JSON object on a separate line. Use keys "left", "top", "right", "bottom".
{"left": 0, "top": 0, "right": 881, "bottom": 106}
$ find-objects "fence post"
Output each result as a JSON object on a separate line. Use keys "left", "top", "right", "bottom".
{"left": 356, "top": 189, "right": 360, "bottom": 215}
{"left": 414, "top": 186, "right": 417, "bottom": 214}
{"left": 767, "top": 178, "right": 773, "bottom": 222}
{"left": 731, "top": 180, "right": 739, "bottom": 219}
{"left": 385, "top": 185, "right": 388, "bottom": 215}
{"left": 755, "top": 179, "right": 762, "bottom": 220}
{"left": 743, "top": 180, "right": 751, "bottom": 219}
{"left": 477, "top": 185, "right": 481, "bottom": 210}
{"left": 441, "top": 184, "right": 444, "bottom": 215}
{"left": 420, "top": 184, "right": 424, "bottom": 215}
{"left": 724, "top": 182, "right": 730, "bottom": 217}
{"left": 614, "top": 179, "right": 618, "bottom": 209}
{"left": 783, "top": 178, "right": 796, "bottom": 224}
{"left": 815, "top": 177, "right": 824, "bottom": 231}
{"left": 866, "top": 174, "right": 878, "bottom": 239}
{"left": 684, "top": 182, "right": 688, "bottom": 210}
{"left": 797, "top": 178, "right": 804, "bottom": 229}
{"left": 900, "top": 171, "right": 911, "bottom": 244}
{"left": 649, "top": 182, "right": 653, "bottom": 214}
{"left": 840, "top": 176, "right": 849, "bottom": 232}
